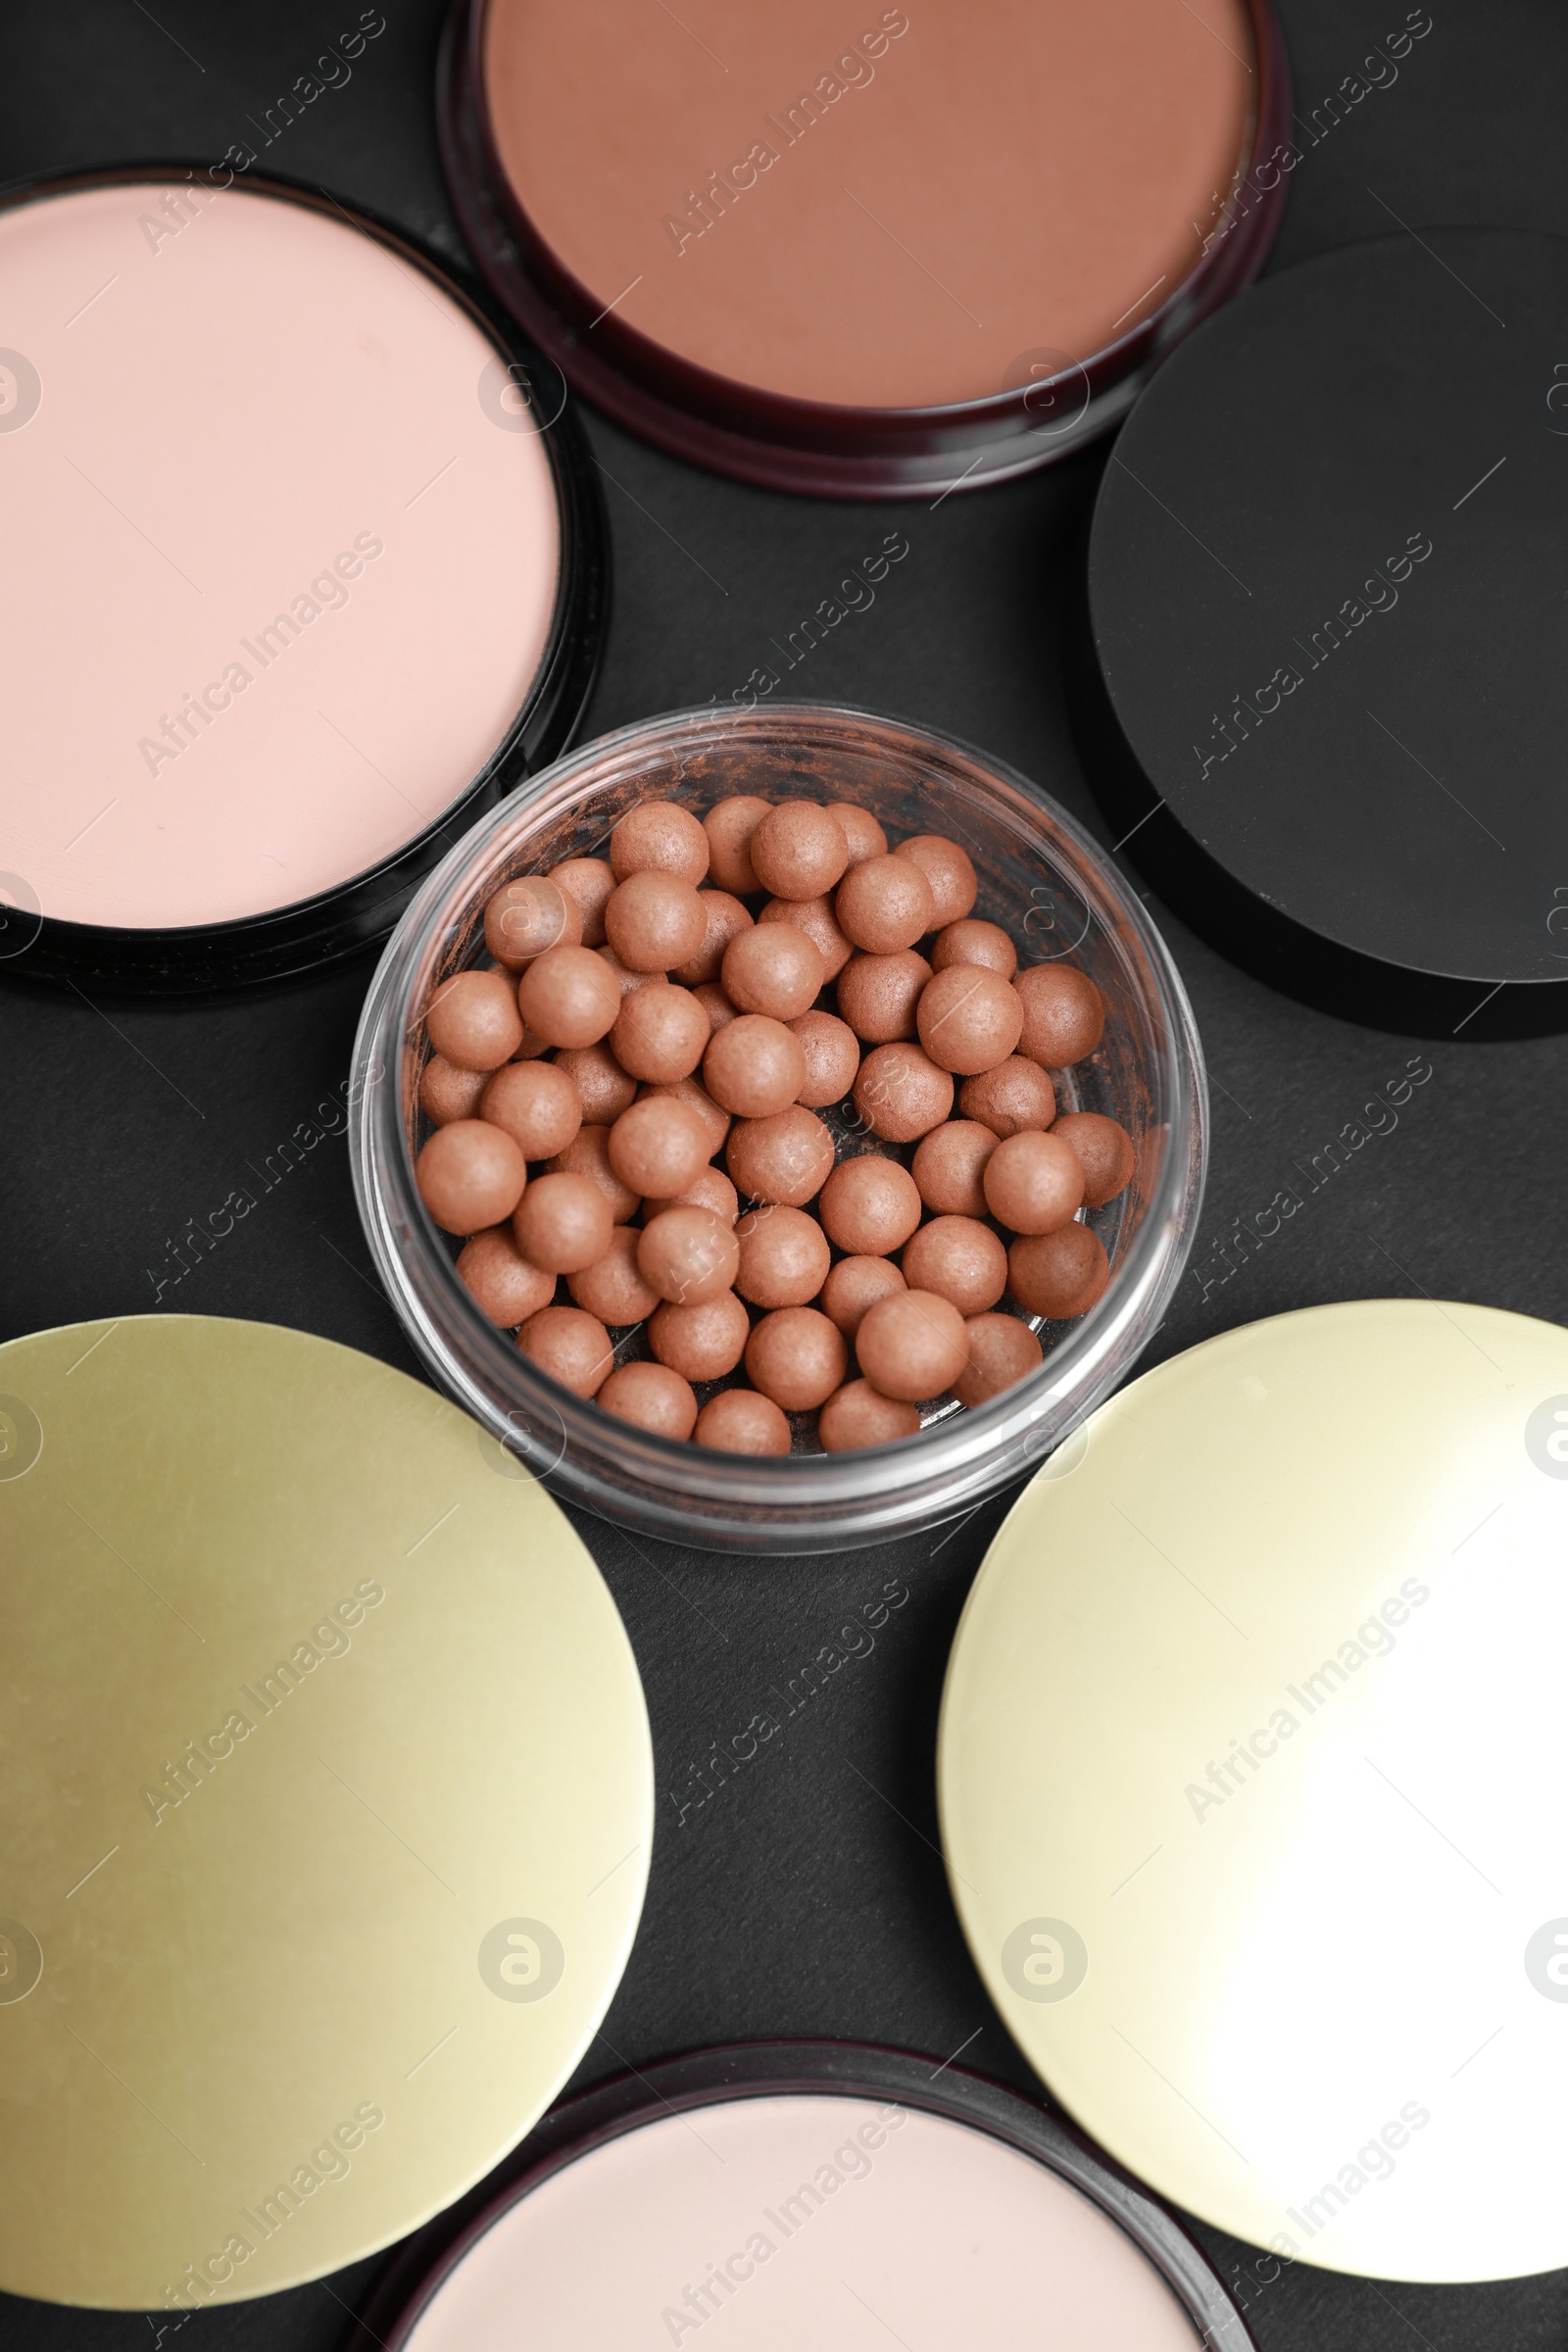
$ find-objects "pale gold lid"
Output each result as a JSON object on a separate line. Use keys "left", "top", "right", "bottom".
{"left": 939, "top": 1299, "right": 1568, "bottom": 2283}
{"left": 0, "top": 1316, "right": 652, "bottom": 2309}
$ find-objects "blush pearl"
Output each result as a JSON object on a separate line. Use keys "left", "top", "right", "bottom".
{"left": 852, "top": 1043, "right": 954, "bottom": 1143}
{"left": 694, "top": 1388, "right": 791, "bottom": 1454}
{"left": 930, "top": 918, "right": 1016, "bottom": 977}
{"left": 955, "top": 1313, "right": 1044, "bottom": 1406}
{"left": 1014, "top": 964, "right": 1106, "bottom": 1066}
{"left": 479, "top": 1059, "right": 582, "bottom": 1160}
{"left": 642, "top": 1165, "right": 740, "bottom": 1226}
{"left": 512, "top": 1169, "right": 614, "bottom": 1273}
{"left": 517, "top": 944, "right": 621, "bottom": 1049}
{"left": 608, "top": 1095, "right": 712, "bottom": 1198}
{"left": 725, "top": 1105, "right": 836, "bottom": 1206}
{"left": 455, "top": 1226, "right": 557, "bottom": 1326}
{"left": 1053, "top": 1111, "right": 1137, "bottom": 1205}
{"left": 893, "top": 833, "right": 977, "bottom": 926}
{"left": 750, "top": 802, "right": 851, "bottom": 901}
{"left": 418, "top": 1054, "right": 487, "bottom": 1126}
{"left": 734, "top": 1203, "right": 832, "bottom": 1307}
{"left": 855, "top": 1288, "right": 969, "bottom": 1402}
{"left": 819, "top": 1380, "right": 922, "bottom": 1450}
{"left": 911, "top": 1121, "right": 999, "bottom": 1216}
{"left": 837, "top": 950, "right": 932, "bottom": 1044}
{"left": 959, "top": 1057, "right": 1056, "bottom": 1137}
{"left": 835, "top": 854, "right": 935, "bottom": 954}
{"left": 759, "top": 892, "right": 853, "bottom": 981}
{"left": 598, "top": 945, "right": 655, "bottom": 997}
{"left": 982, "top": 1131, "right": 1085, "bottom": 1234}
{"left": 483, "top": 876, "right": 581, "bottom": 969}
{"left": 1007, "top": 1224, "right": 1110, "bottom": 1319}
{"left": 789, "top": 1010, "right": 859, "bottom": 1106}
{"left": 416, "top": 1119, "right": 526, "bottom": 1232}
{"left": 609, "top": 800, "right": 710, "bottom": 883}
{"left": 557, "top": 1042, "right": 637, "bottom": 1124}
{"left": 425, "top": 968, "right": 524, "bottom": 1070}
{"left": 515, "top": 1304, "right": 613, "bottom": 1396}
{"left": 548, "top": 856, "right": 615, "bottom": 946}
{"left": 610, "top": 981, "right": 710, "bottom": 1083}
{"left": 702, "top": 795, "right": 771, "bottom": 894}
{"left": 744, "top": 1306, "right": 847, "bottom": 1411}
{"left": 637, "top": 1076, "right": 731, "bottom": 1155}
{"left": 649, "top": 1289, "right": 751, "bottom": 1381}
{"left": 637, "top": 1205, "right": 741, "bottom": 1305}
{"left": 818, "top": 1154, "right": 922, "bottom": 1255}
{"left": 604, "top": 870, "right": 709, "bottom": 972}
{"left": 824, "top": 802, "right": 888, "bottom": 866}
{"left": 819, "top": 1254, "right": 906, "bottom": 1337}
{"left": 695, "top": 982, "right": 738, "bottom": 1032}
{"left": 672, "top": 890, "right": 754, "bottom": 985}
{"left": 901, "top": 1215, "right": 1008, "bottom": 1315}
{"left": 915, "top": 965, "right": 1023, "bottom": 1075}
{"left": 566, "top": 1225, "right": 661, "bottom": 1325}
{"left": 597, "top": 1360, "right": 699, "bottom": 1439}
{"left": 703, "top": 1014, "right": 807, "bottom": 1118}
{"left": 721, "top": 922, "right": 825, "bottom": 1020}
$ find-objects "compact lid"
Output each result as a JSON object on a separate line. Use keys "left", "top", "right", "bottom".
{"left": 1082, "top": 231, "right": 1568, "bottom": 1037}
{"left": 0, "top": 1315, "right": 651, "bottom": 2308}
{"left": 940, "top": 1299, "right": 1568, "bottom": 2281}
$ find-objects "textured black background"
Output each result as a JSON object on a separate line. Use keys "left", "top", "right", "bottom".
{"left": 3, "top": 5, "right": 1566, "bottom": 2348}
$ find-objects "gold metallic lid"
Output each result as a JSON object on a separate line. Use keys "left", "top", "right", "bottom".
{"left": 939, "top": 1299, "right": 1568, "bottom": 2283}
{"left": 0, "top": 1316, "right": 652, "bottom": 2310}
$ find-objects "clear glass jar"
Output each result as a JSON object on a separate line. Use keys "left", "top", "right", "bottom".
{"left": 350, "top": 704, "right": 1206, "bottom": 1552}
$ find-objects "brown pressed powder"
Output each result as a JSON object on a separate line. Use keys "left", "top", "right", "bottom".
{"left": 481, "top": 0, "right": 1255, "bottom": 411}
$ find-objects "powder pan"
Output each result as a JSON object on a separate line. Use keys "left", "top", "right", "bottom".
{"left": 0, "top": 168, "right": 604, "bottom": 994}
{"left": 438, "top": 0, "right": 1292, "bottom": 498}
{"left": 352, "top": 2042, "right": 1254, "bottom": 2350}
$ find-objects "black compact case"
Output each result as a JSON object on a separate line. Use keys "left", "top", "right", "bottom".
{"left": 1075, "top": 227, "right": 1568, "bottom": 1040}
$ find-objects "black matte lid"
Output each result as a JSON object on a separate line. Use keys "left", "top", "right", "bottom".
{"left": 1078, "top": 228, "right": 1568, "bottom": 1039}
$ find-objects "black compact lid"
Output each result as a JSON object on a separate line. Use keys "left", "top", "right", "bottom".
{"left": 1077, "top": 228, "right": 1568, "bottom": 1040}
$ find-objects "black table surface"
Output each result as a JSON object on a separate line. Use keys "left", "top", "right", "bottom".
{"left": 4, "top": 7, "right": 1565, "bottom": 2348}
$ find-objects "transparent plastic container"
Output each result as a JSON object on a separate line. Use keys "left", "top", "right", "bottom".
{"left": 350, "top": 704, "right": 1206, "bottom": 1552}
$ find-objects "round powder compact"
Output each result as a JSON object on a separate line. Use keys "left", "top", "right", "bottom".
{"left": 0, "top": 171, "right": 603, "bottom": 990}
{"left": 439, "top": 0, "right": 1290, "bottom": 495}
{"left": 941, "top": 1299, "right": 1568, "bottom": 2283}
{"left": 0, "top": 1315, "right": 650, "bottom": 2306}
{"left": 367, "top": 2043, "right": 1251, "bottom": 2349}
{"left": 1079, "top": 228, "right": 1568, "bottom": 1038}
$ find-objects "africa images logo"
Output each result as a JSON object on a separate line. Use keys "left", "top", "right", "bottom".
{"left": 1525, "top": 1396, "right": 1568, "bottom": 1477}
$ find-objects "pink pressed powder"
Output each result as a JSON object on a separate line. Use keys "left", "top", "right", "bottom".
{"left": 0, "top": 179, "right": 562, "bottom": 930}
{"left": 399, "top": 2093, "right": 1203, "bottom": 2347}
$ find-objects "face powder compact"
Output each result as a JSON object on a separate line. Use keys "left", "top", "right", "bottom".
{"left": 439, "top": 0, "right": 1291, "bottom": 496}
{"left": 1077, "top": 227, "right": 1568, "bottom": 1039}
{"left": 940, "top": 1298, "right": 1568, "bottom": 2283}
{"left": 0, "top": 1314, "right": 650, "bottom": 2308}
{"left": 356, "top": 2042, "right": 1252, "bottom": 2349}
{"left": 0, "top": 171, "right": 603, "bottom": 992}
